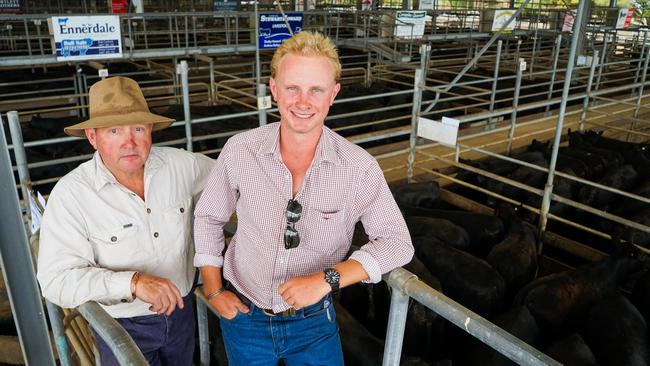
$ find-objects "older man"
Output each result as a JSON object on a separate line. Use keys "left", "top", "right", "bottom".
{"left": 194, "top": 31, "right": 414, "bottom": 365}
{"left": 37, "top": 76, "right": 214, "bottom": 366}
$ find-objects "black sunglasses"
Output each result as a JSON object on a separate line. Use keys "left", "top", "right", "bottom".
{"left": 284, "top": 199, "right": 302, "bottom": 249}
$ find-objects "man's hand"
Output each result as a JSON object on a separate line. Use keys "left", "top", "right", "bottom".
{"left": 208, "top": 290, "right": 249, "bottom": 320}
{"left": 133, "top": 273, "right": 184, "bottom": 316}
{"left": 279, "top": 273, "right": 330, "bottom": 309}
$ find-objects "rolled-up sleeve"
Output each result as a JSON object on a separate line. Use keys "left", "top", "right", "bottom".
{"left": 193, "top": 141, "right": 239, "bottom": 268}
{"left": 350, "top": 161, "right": 413, "bottom": 283}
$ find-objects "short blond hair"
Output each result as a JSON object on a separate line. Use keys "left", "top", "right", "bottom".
{"left": 270, "top": 31, "right": 342, "bottom": 82}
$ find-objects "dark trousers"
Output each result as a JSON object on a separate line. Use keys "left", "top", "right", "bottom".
{"left": 95, "top": 295, "right": 195, "bottom": 366}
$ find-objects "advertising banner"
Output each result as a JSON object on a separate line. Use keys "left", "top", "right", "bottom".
{"left": 491, "top": 9, "right": 516, "bottom": 33}
{"left": 0, "top": 0, "right": 23, "bottom": 14}
{"left": 562, "top": 12, "right": 575, "bottom": 32}
{"left": 258, "top": 13, "right": 303, "bottom": 50}
{"left": 616, "top": 8, "right": 634, "bottom": 29}
{"left": 214, "top": 0, "right": 239, "bottom": 11}
{"left": 111, "top": 0, "right": 128, "bottom": 13}
{"left": 418, "top": 0, "right": 434, "bottom": 10}
{"left": 51, "top": 16, "right": 123, "bottom": 61}
{"left": 394, "top": 11, "right": 426, "bottom": 39}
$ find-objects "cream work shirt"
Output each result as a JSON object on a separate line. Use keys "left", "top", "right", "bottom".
{"left": 37, "top": 146, "right": 214, "bottom": 318}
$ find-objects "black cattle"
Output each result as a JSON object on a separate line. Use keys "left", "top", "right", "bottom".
{"left": 393, "top": 181, "right": 441, "bottom": 209}
{"left": 399, "top": 207, "right": 505, "bottom": 258}
{"left": 484, "top": 154, "right": 548, "bottom": 208}
{"left": 335, "top": 301, "right": 385, "bottom": 366}
{"left": 544, "top": 334, "right": 597, "bottom": 366}
{"left": 631, "top": 270, "right": 650, "bottom": 324}
{"left": 464, "top": 306, "right": 543, "bottom": 366}
{"left": 413, "top": 236, "right": 506, "bottom": 317}
{"left": 514, "top": 241, "right": 649, "bottom": 337}
{"left": 615, "top": 207, "right": 650, "bottom": 249}
{"left": 486, "top": 204, "right": 538, "bottom": 298}
{"left": 577, "top": 165, "right": 639, "bottom": 209}
{"left": 582, "top": 293, "right": 650, "bottom": 366}
{"left": 405, "top": 216, "right": 471, "bottom": 252}
{"left": 569, "top": 130, "right": 650, "bottom": 179}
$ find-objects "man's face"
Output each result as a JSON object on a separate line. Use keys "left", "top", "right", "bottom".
{"left": 85, "top": 124, "right": 153, "bottom": 179}
{"left": 270, "top": 53, "right": 341, "bottom": 136}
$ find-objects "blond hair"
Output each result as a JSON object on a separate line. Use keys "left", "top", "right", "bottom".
{"left": 270, "top": 31, "right": 342, "bottom": 82}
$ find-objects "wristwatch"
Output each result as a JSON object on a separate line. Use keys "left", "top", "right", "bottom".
{"left": 323, "top": 268, "right": 341, "bottom": 294}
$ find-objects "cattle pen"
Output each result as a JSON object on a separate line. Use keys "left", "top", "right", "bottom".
{"left": 1, "top": 0, "right": 650, "bottom": 365}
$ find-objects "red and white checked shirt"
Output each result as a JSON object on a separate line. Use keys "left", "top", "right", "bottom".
{"left": 193, "top": 122, "right": 413, "bottom": 312}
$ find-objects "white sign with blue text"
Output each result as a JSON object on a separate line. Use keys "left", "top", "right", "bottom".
{"left": 51, "top": 16, "right": 122, "bottom": 61}
{"left": 258, "top": 13, "right": 303, "bottom": 50}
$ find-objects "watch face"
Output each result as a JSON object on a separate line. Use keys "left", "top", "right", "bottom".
{"left": 325, "top": 269, "right": 340, "bottom": 284}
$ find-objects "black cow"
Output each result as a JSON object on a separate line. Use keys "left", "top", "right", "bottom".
{"left": 514, "top": 241, "right": 649, "bottom": 337}
{"left": 413, "top": 236, "right": 506, "bottom": 317}
{"left": 399, "top": 206, "right": 505, "bottom": 258}
{"left": 544, "top": 333, "right": 597, "bottom": 366}
{"left": 582, "top": 293, "right": 650, "bottom": 366}
{"left": 577, "top": 164, "right": 639, "bottom": 209}
{"left": 464, "top": 306, "right": 543, "bottom": 366}
{"left": 486, "top": 204, "right": 538, "bottom": 298}
{"left": 405, "top": 216, "right": 471, "bottom": 252}
{"left": 393, "top": 181, "right": 441, "bottom": 209}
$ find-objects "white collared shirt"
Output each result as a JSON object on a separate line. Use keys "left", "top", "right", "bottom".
{"left": 37, "top": 146, "right": 214, "bottom": 318}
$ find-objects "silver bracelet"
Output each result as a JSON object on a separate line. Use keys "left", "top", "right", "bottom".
{"left": 205, "top": 287, "right": 226, "bottom": 300}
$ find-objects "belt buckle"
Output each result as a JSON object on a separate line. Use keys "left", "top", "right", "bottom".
{"left": 282, "top": 307, "right": 297, "bottom": 317}
{"left": 263, "top": 307, "right": 296, "bottom": 317}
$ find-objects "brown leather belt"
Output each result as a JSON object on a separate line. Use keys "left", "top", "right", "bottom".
{"left": 261, "top": 307, "right": 297, "bottom": 317}
{"left": 226, "top": 281, "right": 297, "bottom": 317}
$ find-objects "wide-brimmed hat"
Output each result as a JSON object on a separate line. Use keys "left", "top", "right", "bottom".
{"left": 64, "top": 76, "right": 175, "bottom": 138}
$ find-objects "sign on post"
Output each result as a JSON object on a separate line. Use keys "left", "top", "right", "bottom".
{"left": 0, "top": 0, "right": 23, "bottom": 14}
{"left": 214, "top": 0, "right": 239, "bottom": 11}
{"left": 258, "top": 13, "right": 303, "bottom": 50}
{"left": 417, "top": 116, "right": 460, "bottom": 147}
{"left": 616, "top": 8, "right": 634, "bottom": 29}
{"left": 491, "top": 9, "right": 516, "bottom": 34}
{"left": 50, "top": 16, "right": 123, "bottom": 61}
{"left": 394, "top": 11, "right": 426, "bottom": 39}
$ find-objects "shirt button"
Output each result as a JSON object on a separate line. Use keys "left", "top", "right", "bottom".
{"left": 180, "top": 208, "right": 185, "bottom": 213}
{"left": 121, "top": 299, "right": 128, "bottom": 303}
{"left": 153, "top": 232, "right": 159, "bottom": 238}
{"left": 146, "top": 208, "right": 151, "bottom": 214}
{"left": 110, "top": 236, "right": 117, "bottom": 242}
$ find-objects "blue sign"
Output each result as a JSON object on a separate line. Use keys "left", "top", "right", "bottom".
{"left": 51, "top": 16, "right": 122, "bottom": 61}
{"left": 258, "top": 13, "right": 303, "bottom": 50}
{"left": 213, "top": 0, "right": 238, "bottom": 11}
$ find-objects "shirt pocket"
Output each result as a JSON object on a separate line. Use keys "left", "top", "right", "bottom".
{"left": 89, "top": 224, "right": 140, "bottom": 269}
{"left": 162, "top": 196, "right": 193, "bottom": 253}
{"left": 301, "top": 207, "right": 346, "bottom": 254}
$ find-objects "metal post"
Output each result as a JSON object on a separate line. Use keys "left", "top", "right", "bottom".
{"left": 179, "top": 61, "right": 193, "bottom": 152}
{"left": 595, "top": 32, "right": 609, "bottom": 90}
{"left": 196, "top": 297, "right": 210, "bottom": 366}
{"left": 258, "top": 83, "right": 268, "bottom": 126}
{"left": 578, "top": 50, "right": 599, "bottom": 132}
{"left": 0, "top": 114, "right": 56, "bottom": 366}
{"left": 487, "top": 40, "right": 502, "bottom": 129}
{"left": 365, "top": 52, "right": 372, "bottom": 88}
{"left": 7, "top": 111, "right": 31, "bottom": 216}
{"left": 406, "top": 44, "right": 428, "bottom": 182}
{"left": 632, "top": 31, "right": 647, "bottom": 97}
{"left": 209, "top": 59, "right": 215, "bottom": 106}
{"left": 633, "top": 45, "right": 650, "bottom": 120}
{"left": 506, "top": 59, "right": 524, "bottom": 155}
{"left": 529, "top": 29, "right": 538, "bottom": 79}
{"left": 77, "top": 302, "right": 148, "bottom": 366}
{"left": 382, "top": 285, "right": 411, "bottom": 366}
{"left": 538, "top": 0, "right": 590, "bottom": 247}
{"left": 45, "top": 300, "right": 74, "bottom": 366}
{"left": 514, "top": 39, "right": 521, "bottom": 63}
{"left": 545, "top": 34, "right": 562, "bottom": 114}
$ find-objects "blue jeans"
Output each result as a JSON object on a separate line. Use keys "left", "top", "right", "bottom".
{"left": 219, "top": 293, "right": 343, "bottom": 366}
{"left": 94, "top": 294, "right": 195, "bottom": 366}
